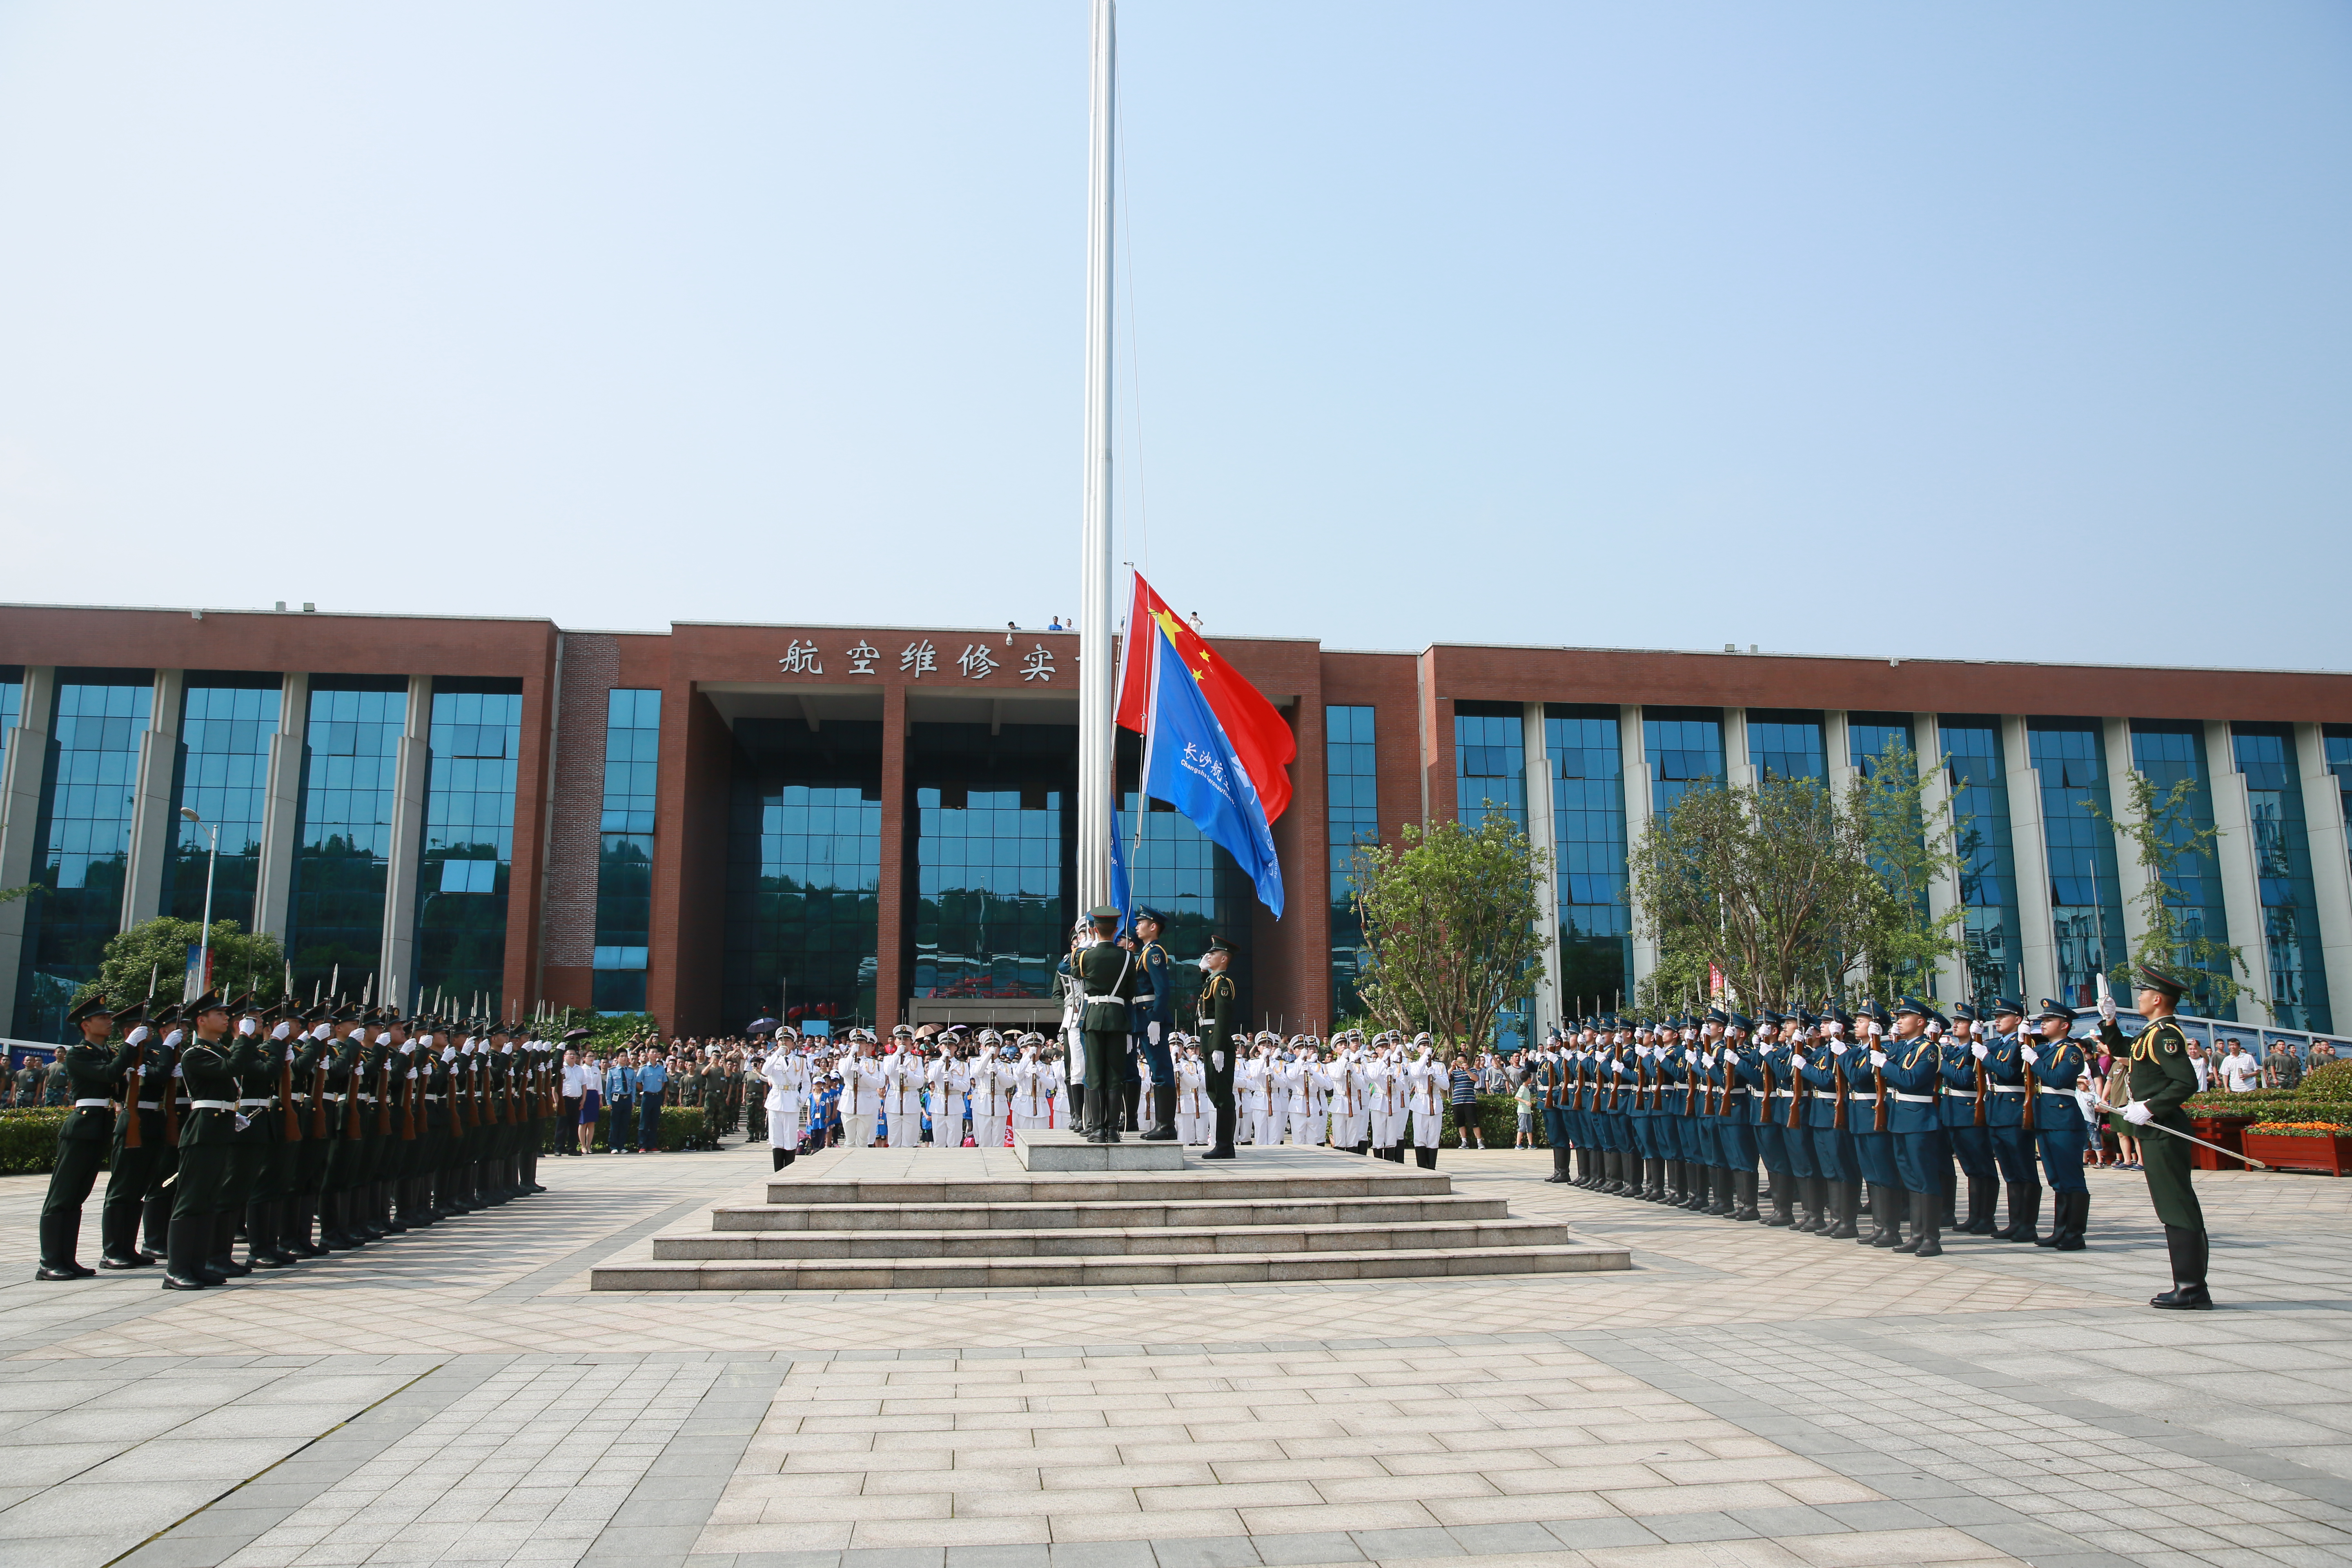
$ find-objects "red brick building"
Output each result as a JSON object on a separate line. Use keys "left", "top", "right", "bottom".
{"left": 3, "top": 601, "right": 2348, "bottom": 1043}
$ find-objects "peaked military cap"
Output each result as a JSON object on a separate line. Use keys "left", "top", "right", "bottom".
{"left": 1857, "top": 1000, "right": 1891, "bottom": 1023}
{"left": 1085, "top": 903, "right": 1121, "bottom": 922}
{"left": 1131, "top": 905, "right": 1164, "bottom": 926}
{"left": 1894, "top": 996, "right": 1931, "bottom": 1018}
{"left": 2035, "top": 998, "right": 2077, "bottom": 1024}
{"left": 1728, "top": 1012, "right": 1754, "bottom": 1031}
{"left": 1205, "top": 933, "right": 1233, "bottom": 953}
{"left": 1991, "top": 996, "right": 2026, "bottom": 1019}
{"left": 1951, "top": 1002, "right": 1980, "bottom": 1022}
{"left": 65, "top": 993, "right": 118, "bottom": 1025}
{"left": 2136, "top": 964, "right": 2187, "bottom": 1000}
{"left": 561, "top": 1027, "right": 592, "bottom": 1044}
{"left": 187, "top": 989, "right": 229, "bottom": 1016}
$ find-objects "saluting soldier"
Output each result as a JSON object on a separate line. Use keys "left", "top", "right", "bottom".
{"left": 1879, "top": 999, "right": 1949, "bottom": 1256}
{"left": 1940, "top": 1005, "right": 2000, "bottom": 1234}
{"left": 163, "top": 991, "right": 241, "bottom": 1290}
{"left": 1980, "top": 999, "right": 2041, "bottom": 1243}
{"left": 209, "top": 994, "right": 275, "bottom": 1277}
{"left": 2098, "top": 965, "right": 2210, "bottom": 1308}
{"left": 98, "top": 1001, "right": 169, "bottom": 1270}
{"left": 34, "top": 993, "right": 135, "bottom": 1279}
{"left": 1795, "top": 1009, "right": 1860, "bottom": 1238}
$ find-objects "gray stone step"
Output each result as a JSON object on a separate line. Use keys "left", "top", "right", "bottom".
{"left": 592, "top": 1241, "right": 1631, "bottom": 1291}
{"left": 654, "top": 1216, "right": 1568, "bottom": 1261}
{"left": 765, "top": 1171, "right": 1452, "bottom": 1206}
{"left": 711, "top": 1193, "right": 1509, "bottom": 1233}
{"left": 1012, "top": 1129, "right": 1185, "bottom": 1171}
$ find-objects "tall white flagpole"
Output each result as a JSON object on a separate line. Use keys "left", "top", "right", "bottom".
{"left": 1076, "top": 0, "right": 1118, "bottom": 913}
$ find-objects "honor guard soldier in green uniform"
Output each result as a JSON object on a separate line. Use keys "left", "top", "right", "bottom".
{"left": 1070, "top": 905, "right": 1138, "bottom": 1143}
{"left": 163, "top": 991, "right": 242, "bottom": 1290}
{"left": 35, "top": 993, "right": 135, "bottom": 1279}
{"left": 2099, "top": 964, "right": 2212, "bottom": 1309}
{"left": 98, "top": 1000, "right": 167, "bottom": 1270}
{"left": 1194, "top": 935, "right": 1238, "bottom": 1158}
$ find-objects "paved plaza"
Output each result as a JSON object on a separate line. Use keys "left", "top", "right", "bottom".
{"left": 0, "top": 1144, "right": 2347, "bottom": 1568}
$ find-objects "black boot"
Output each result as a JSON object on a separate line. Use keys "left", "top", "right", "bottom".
{"left": 2052, "top": 1190, "right": 2088, "bottom": 1252}
{"left": 1893, "top": 1187, "right": 1924, "bottom": 1253}
{"left": 1865, "top": 1184, "right": 1904, "bottom": 1247}
{"left": 1964, "top": 1176, "right": 1998, "bottom": 1235}
{"left": 36, "top": 1209, "right": 94, "bottom": 1280}
{"left": 98, "top": 1203, "right": 152, "bottom": 1269}
{"left": 1142, "top": 1086, "right": 1178, "bottom": 1142}
{"left": 2003, "top": 1182, "right": 2042, "bottom": 1245}
{"left": 1794, "top": 1175, "right": 1824, "bottom": 1232}
{"left": 1203, "top": 1104, "right": 1237, "bottom": 1160}
{"left": 285, "top": 1197, "right": 321, "bottom": 1257}
{"left": 141, "top": 1190, "right": 172, "bottom": 1261}
{"left": 1708, "top": 1168, "right": 1737, "bottom": 1217}
{"left": 1941, "top": 1172, "right": 1959, "bottom": 1232}
{"left": 245, "top": 1202, "right": 287, "bottom": 1269}
{"left": 1681, "top": 1164, "right": 1708, "bottom": 1211}
{"left": 2150, "top": 1226, "right": 2212, "bottom": 1309}
{"left": 1766, "top": 1172, "right": 1795, "bottom": 1227}
{"left": 1734, "top": 1170, "right": 1760, "bottom": 1223}
{"left": 1544, "top": 1146, "right": 1569, "bottom": 1183}
{"left": 1827, "top": 1182, "right": 1860, "bottom": 1239}
{"left": 1414, "top": 1145, "right": 1437, "bottom": 1169}
{"left": 161, "top": 1215, "right": 212, "bottom": 1290}
{"left": 1912, "top": 1191, "right": 1943, "bottom": 1257}
{"left": 209, "top": 1211, "right": 252, "bottom": 1277}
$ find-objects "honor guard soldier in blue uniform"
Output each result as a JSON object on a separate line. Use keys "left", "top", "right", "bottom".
{"left": 2099, "top": 964, "right": 2210, "bottom": 1308}
{"left": 1842, "top": 1001, "right": 1908, "bottom": 1248}
{"left": 1539, "top": 1030, "right": 1573, "bottom": 1183}
{"left": 2025, "top": 997, "right": 2093, "bottom": 1251}
{"left": 1128, "top": 908, "right": 1178, "bottom": 1140}
{"left": 1880, "top": 998, "right": 1949, "bottom": 1256}
{"left": 1798, "top": 1009, "right": 1861, "bottom": 1238}
{"left": 35, "top": 993, "right": 136, "bottom": 1279}
{"left": 1980, "top": 999, "right": 2040, "bottom": 1243}
{"left": 1719, "top": 1015, "right": 1762, "bottom": 1221}
{"left": 1940, "top": 1005, "right": 1999, "bottom": 1234}
{"left": 1195, "top": 934, "right": 1238, "bottom": 1158}
{"left": 1759, "top": 1011, "right": 1809, "bottom": 1227}
{"left": 1572, "top": 1025, "right": 1603, "bottom": 1188}
{"left": 1624, "top": 1020, "right": 1657, "bottom": 1200}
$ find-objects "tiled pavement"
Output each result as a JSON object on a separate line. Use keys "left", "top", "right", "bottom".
{"left": 0, "top": 1143, "right": 2344, "bottom": 1568}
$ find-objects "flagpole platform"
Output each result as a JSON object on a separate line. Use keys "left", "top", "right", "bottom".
{"left": 1013, "top": 1128, "right": 1186, "bottom": 1172}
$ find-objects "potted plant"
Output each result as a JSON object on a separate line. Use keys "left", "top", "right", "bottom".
{"left": 2241, "top": 1121, "right": 2352, "bottom": 1178}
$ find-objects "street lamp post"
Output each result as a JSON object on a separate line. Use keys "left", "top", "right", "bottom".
{"left": 179, "top": 806, "right": 219, "bottom": 995}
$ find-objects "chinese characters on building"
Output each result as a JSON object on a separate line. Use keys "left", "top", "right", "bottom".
{"left": 777, "top": 637, "right": 1060, "bottom": 683}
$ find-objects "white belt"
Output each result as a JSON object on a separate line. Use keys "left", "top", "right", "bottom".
{"left": 1847, "top": 1093, "right": 1879, "bottom": 1103}
{"left": 1721, "top": 1089, "right": 1749, "bottom": 1098}
{"left": 187, "top": 1099, "right": 235, "bottom": 1110}
{"left": 358, "top": 1095, "right": 377, "bottom": 1103}
{"left": 73, "top": 1098, "right": 110, "bottom": 1108}
{"left": 1083, "top": 995, "right": 1125, "bottom": 1004}
{"left": 1770, "top": 1090, "right": 1797, "bottom": 1098}
{"left": 137, "top": 1100, "right": 160, "bottom": 1110}
{"left": 1891, "top": 1092, "right": 1937, "bottom": 1104}
{"left": 1991, "top": 1085, "right": 2029, "bottom": 1095}
{"left": 238, "top": 1097, "right": 273, "bottom": 1107}
{"left": 325, "top": 1093, "right": 347, "bottom": 1102}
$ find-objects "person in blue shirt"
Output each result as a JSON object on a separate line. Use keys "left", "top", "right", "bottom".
{"left": 604, "top": 1054, "right": 639, "bottom": 1153}
{"left": 635, "top": 1051, "right": 669, "bottom": 1152}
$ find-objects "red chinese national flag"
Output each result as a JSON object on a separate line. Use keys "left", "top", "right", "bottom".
{"left": 1114, "top": 573, "right": 1296, "bottom": 822}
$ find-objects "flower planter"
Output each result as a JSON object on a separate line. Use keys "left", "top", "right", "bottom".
{"left": 2242, "top": 1131, "right": 2352, "bottom": 1177}
{"left": 2189, "top": 1115, "right": 2252, "bottom": 1173}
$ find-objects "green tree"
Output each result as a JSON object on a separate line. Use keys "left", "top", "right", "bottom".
{"left": 1846, "top": 738, "right": 1969, "bottom": 1003}
{"left": 75, "top": 917, "right": 287, "bottom": 1012}
{"left": 2087, "top": 769, "right": 2257, "bottom": 1018}
{"left": 1347, "top": 809, "right": 1548, "bottom": 1049}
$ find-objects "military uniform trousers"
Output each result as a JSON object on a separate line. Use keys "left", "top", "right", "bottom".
{"left": 39, "top": 1121, "right": 109, "bottom": 1265}
{"left": 1942, "top": 1109, "right": 1996, "bottom": 1180}
{"left": 2136, "top": 1107, "right": 2205, "bottom": 1231}
{"left": 1542, "top": 1106, "right": 1572, "bottom": 1154}
{"left": 1853, "top": 1122, "right": 1901, "bottom": 1188}
{"left": 1810, "top": 1123, "right": 1859, "bottom": 1185}
{"left": 2034, "top": 1095, "right": 2091, "bottom": 1194}
{"left": 1754, "top": 1116, "right": 1790, "bottom": 1176}
{"left": 1717, "top": 1105, "right": 1760, "bottom": 1169}
{"left": 1893, "top": 1128, "right": 1949, "bottom": 1194}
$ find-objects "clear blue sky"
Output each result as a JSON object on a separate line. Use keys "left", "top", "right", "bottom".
{"left": 1, "top": 3, "right": 2345, "bottom": 669}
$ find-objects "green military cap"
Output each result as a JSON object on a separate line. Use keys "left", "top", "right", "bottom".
{"left": 2135, "top": 965, "right": 2187, "bottom": 1000}
{"left": 65, "top": 993, "right": 118, "bottom": 1025}
{"left": 1085, "top": 904, "right": 1122, "bottom": 922}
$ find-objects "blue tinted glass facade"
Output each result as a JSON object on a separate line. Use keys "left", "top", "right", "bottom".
{"left": 2130, "top": 721, "right": 2233, "bottom": 1019}
{"left": 1941, "top": 719, "right": 2022, "bottom": 1003}
{"left": 0, "top": 669, "right": 20, "bottom": 751}
{"left": 1326, "top": 705, "right": 1377, "bottom": 1020}
{"left": 2029, "top": 721, "right": 2127, "bottom": 1007}
{"left": 13, "top": 673, "right": 152, "bottom": 1040}
{"left": 164, "top": 676, "right": 281, "bottom": 930}
{"left": 1848, "top": 714, "right": 1914, "bottom": 778}
{"left": 288, "top": 679, "right": 408, "bottom": 997}
{"left": 1748, "top": 710, "right": 1824, "bottom": 782}
{"left": 415, "top": 680, "right": 522, "bottom": 1012}
{"left": 725, "top": 719, "right": 882, "bottom": 1030}
{"left": 2325, "top": 726, "right": 2352, "bottom": 880}
{"left": 2234, "top": 724, "right": 2332, "bottom": 1032}
{"left": 594, "top": 689, "right": 661, "bottom": 1012}
{"left": 912, "top": 724, "right": 1072, "bottom": 1002}
{"left": 1645, "top": 708, "right": 1724, "bottom": 817}
{"left": 1547, "top": 705, "right": 1628, "bottom": 1013}
{"left": 1454, "top": 704, "right": 1525, "bottom": 830}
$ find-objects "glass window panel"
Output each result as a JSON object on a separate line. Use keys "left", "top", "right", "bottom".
{"left": 1326, "top": 705, "right": 1379, "bottom": 1020}
{"left": 726, "top": 718, "right": 882, "bottom": 1030}
{"left": 2234, "top": 723, "right": 2332, "bottom": 1031}
{"left": 2029, "top": 720, "right": 2127, "bottom": 1008}
{"left": 163, "top": 676, "right": 281, "bottom": 929}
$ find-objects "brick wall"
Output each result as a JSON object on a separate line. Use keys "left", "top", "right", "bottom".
{"left": 541, "top": 633, "right": 618, "bottom": 1002}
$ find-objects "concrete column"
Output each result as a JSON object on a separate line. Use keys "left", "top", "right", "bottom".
{"left": 120, "top": 669, "right": 185, "bottom": 929}
{"left": 2204, "top": 722, "right": 2270, "bottom": 1017}
{"left": 1914, "top": 713, "right": 1966, "bottom": 1001}
{"left": 253, "top": 673, "right": 310, "bottom": 944}
{"left": 1620, "top": 704, "right": 1656, "bottom": 992}
{"left": 1723, "top": 708, "right": 1755, "bottom": 788}
{"left": 1521, "top": 702, "right": 1561, "bottom": 1038}
{"left": 1824, "top": 710, "right": 1856, "bottom": 797}
{"left": 0, "top": 667, "right": 58, "bottom": 1036}
{"left": 378, "top": 675, "right": 433, "bottom": 1005}
{"left": 2294, "top": 722, "right": 2352, "bottom": 1032}
{"left": 2102, "top": 716, "right": 2154, "bottom": 956}
{"left": 2003, "top": 715, "right": 2058, "bottom": 1004}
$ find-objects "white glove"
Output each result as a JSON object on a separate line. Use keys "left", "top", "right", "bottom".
{"left": 1867, "top": 1020, "right": 1884, "bottom": 1039}
{"left": 1212, "top": 1052, "right": 1226, "bottom": 1073}
{"left": 126, "top": 1025, "right": 150, "bottom": 1047}
{"left": 1790, "top": 1052, "right": 1807, "bottom": 1070}
{"left": 1830, "top": 1041, "right": 1847, "bottom": 1056}
{"left": 2123, "top": 1099, "right": 2153, "bottom": 1126}
{"left": 2098, "top": 992, "right": 2118, "bottom": 1024}
{"left": 374, "top": 1032, "right": 392, "bottom": 1048}
{"left": 272, "top": 1021, "right": 294, "bottom": 1041}
{"left": 400, "top": 1040, "right": 416, "bottom": 1055}
{"left": 238, "top": 1017, "right": 258, "bottom": 1036}
{"left": 2021, "top": 1045, "right": 2040, "bottom": 1067}
{"left": 164, "top": 1028, "right": 186, "bottom": 1048}
{"left": 313, "top": 1024, "right": 334, "bottom": 1042}
{"left": 1970, "top": 1040, "right": 1988, "bottom": 1060}
{"left": 1925, "top": 1022, "right": 1943, "bottom": 1039}
{"left": 1869, "top": 1050, "right": 1887, "bottom": 1068}
{"left": 1147, "top": 1022, "right": 1160, "bottom": 1046}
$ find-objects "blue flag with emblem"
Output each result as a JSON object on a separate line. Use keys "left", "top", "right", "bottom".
{"left": 1140, "top": 624, "right": 1284, "bottom": 918}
